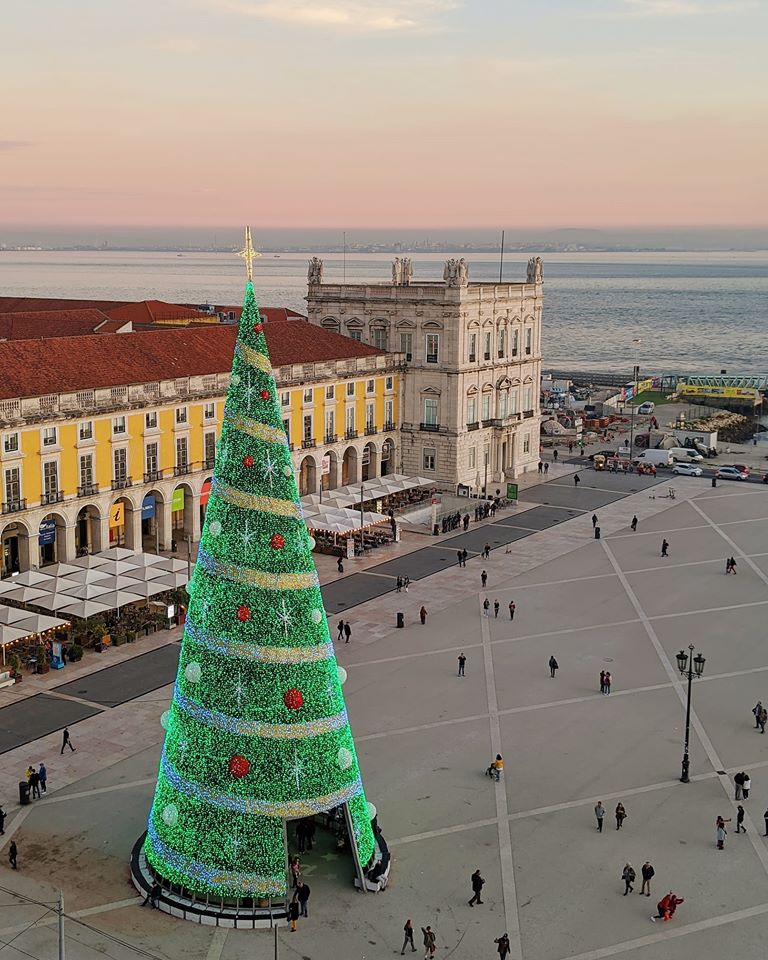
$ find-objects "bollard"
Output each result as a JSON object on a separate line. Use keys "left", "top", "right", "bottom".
{"left": 396, "top": 612, "right": 404, "bottom": 629}
{"left": 594, "top": 527, "right": 601, "bottom": 540}
{"left": 711, "top": 477, "right": 717, "bottom": 487}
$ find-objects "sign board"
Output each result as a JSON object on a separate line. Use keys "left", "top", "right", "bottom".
{"left": 167, "top": 604, "right": 176, "bottom": 620}
{"left": 321, "top": 454, "right": 331, "bottom": 476}
{"left": 506, "top": 482, "right": 519, "bottom": 500}
{"left": 38, "top": 519, "right": 56, "bottom": 545}
{"left": 678, "top": 384, "right": 759, "bottom": 400}
{"left": 141, "top": 494, "right": 156, "bottom": 519}
{"left": 171, "top": 487, "right": 185, "bottom": 512}
{"left": 109, "top": 503, "right": 124, "bottom": 528}
{"left": 200, "top": 480, "right": 212, "bottom": 507}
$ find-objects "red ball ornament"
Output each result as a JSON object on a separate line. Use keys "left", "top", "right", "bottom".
{"left": 237, "top": 605, "right": 251, "bottom": 622}
{"left": 283, "top": 687, "right": 304, "bottom": 710}
{"left": 229, "top": 755, "right": 250, "bottom": 778}
{"left": 254, "top": 322, "right": 264, "bottom": 333}
{"left": 270, "top": 533, "right": 285, "bottom": 550}
{"left": 260, "top": 389, "right": 270, "bottom": 400}
{"left": 243, "top": 454, "right": 254, "bottom": 468}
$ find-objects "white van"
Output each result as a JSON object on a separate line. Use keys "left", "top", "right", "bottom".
{"left": 633, "top": 449, "right": 673, "bottom": 467}
{"left": 669, "top": 447, "right": 704, "bottom": 463}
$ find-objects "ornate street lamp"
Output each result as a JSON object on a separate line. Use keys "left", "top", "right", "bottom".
{"left": 677, "top": 644, "right": 706, "bottom": 783}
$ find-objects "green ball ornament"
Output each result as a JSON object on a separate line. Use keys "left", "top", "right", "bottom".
{"left": 282, "top": 465, "right": 292, "bottom": 477}
{"left": 367, "top": 802, "right": 377, "bottom": 820}
{"left": 230, "top": 373, "right": 241, "bottom": 386}
{"left": 311, "top": 608, "right": 323, "bottom": 625}
{"left": 337, "top": 666, "right": 347, "bottom": 685}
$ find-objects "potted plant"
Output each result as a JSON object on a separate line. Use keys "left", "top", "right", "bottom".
{"left": 126, "top": 629, "right": 137, "bottom": 644}
{"left": 69, "top": 643, "right": 84, "bottom": 662}
{"left": 8, "top": 653, "right": 22, "bottom": 683}
{"left": 36, "top": 644, "right": 50, "bottom": 674}
{"left": 112, "top": 628, "right": 126, "bottom": 647}
{"left": 89, "top": 617, "right": 108, "bottom": 653}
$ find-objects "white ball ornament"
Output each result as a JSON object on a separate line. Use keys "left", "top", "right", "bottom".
{"left": 160, "top": 709, "right": 172, "bottom": 730}
{"left": 308, "top": 536, "right": 316, "bottom": 550}
{"left": 337, "top": 747, "right": 353, "bottom": 770}
{"left": 367, "top": 802, "right": 377, "bottom": 821}
{"left": 311, "top": 608, "right": 323, "bottom": 625}
{"left": 162, "top": 803, "right": 179, "bottom": 827}
{"left": 230, "top": 373, "right": 241, "bottom": 386}
{"left": 337, "top": 666, "right": 347, "bottom": 685}
{"left": 282, "top": 465, "right": 292, "bottom": 477}
{"left": 185, "top": 661, "right": 202, "bottom": 684}
{"left": 209, "top": 521, "right": 222, "bottom": 537}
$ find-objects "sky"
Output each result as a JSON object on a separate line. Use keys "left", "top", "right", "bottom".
{"left": 1, "top": 0, "right": 766, "bottom": 229}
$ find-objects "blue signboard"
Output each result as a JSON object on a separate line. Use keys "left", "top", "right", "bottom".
{"left": 141, "top": 494, "right": 156, "bottom": 519}
{"left": 38, "top": 519, "right": 56, "bottom": 545}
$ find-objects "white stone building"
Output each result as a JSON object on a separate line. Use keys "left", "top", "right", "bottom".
{"left": 306, "top": 258, "right": 543, "bottom": 493}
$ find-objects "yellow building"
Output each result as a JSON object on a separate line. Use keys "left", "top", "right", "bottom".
{"left": 0, "top": 322, "right": 402, "bottom": 576}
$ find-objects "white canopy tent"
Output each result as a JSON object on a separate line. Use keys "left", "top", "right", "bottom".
{"left": 0, "top": 606, "right": 71, "bottom": 665}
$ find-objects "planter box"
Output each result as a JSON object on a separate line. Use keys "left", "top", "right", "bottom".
{"left": 36, "top": 664, "right": 50, "bottom": 674}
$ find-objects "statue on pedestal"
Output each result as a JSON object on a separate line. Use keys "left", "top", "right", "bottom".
{"left": 457, "top": 258, "right": 469, "bottom": 285}
{"left": 443, "top": 258, "right": 458, "bottom": 286}
{"left": 526, "top": 256, "right": 544, "bottom": 283}
{"left": 400, "top": 257, "right": 413, "bottom": 286}
{"left": 307, "top": 256, "right": 324, "bottom": 285}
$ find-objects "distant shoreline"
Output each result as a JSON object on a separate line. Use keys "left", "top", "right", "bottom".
{"left": 3, "top": 245, "right": 768, "bottom": 255}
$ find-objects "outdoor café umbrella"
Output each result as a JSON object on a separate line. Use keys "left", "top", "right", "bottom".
{"left": 57, "top": 598, "right": 114, "bottom": 619}
{"left": 152, "top": 572, "right": 189, "bottom": 590}
{"left": 56, "top": 582, "right": 110, "bottom": 601}
{"left": 70, "top": 555, "right": 112, "bottom": 570}
{"left": 58, "top": 568, "right": 111, "bottom": 586}
{"left": 119, "top": 580, "right": 166, "bottom": 599}
{"left": 108, "top": 547, "right": 141, "bottom": 562}
{"left": 92, "top": 589, "right": 144, "bottom": 611}
{"left": 1, "top": 585, "right": 52, "bottom": 604}
{"left": 41, "top": 562, "right": 82, "bottom": 577}
{"left": 9, "top": 571, "right": 53, "bottom": 587}
{"left": 122, "top": 565, "right": 170, "bottom": 583}
{"left": 31, "top": 590, "right": 84, "bottom": 612}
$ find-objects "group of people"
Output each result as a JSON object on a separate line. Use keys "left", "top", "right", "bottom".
{"left": 594, "top": 801, "right": 628, "bottom": 832}
{"left": 599, "top": 670, "right": 612, "bottom": 695}
{"left": 753, "top": 700, "right": 768, "bottom": 734}
{"left": 725, "top": 556, "right": 738, "bottom": 574}
{"left": 482, "top": 598, "right": 516, "bottom": 620}
{"left": 396, "top": 575, "right": 411, "bottom": 592}
{"left": 335, "top": 619, "right": 352, "bottom": 644}
{"left": 24, "top": 762, "right": 47, "bottom": 799}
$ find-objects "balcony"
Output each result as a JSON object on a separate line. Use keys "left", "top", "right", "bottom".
{"left": 41, "top": 491, "right": 64, "bottom": 505}
{"left": 77, "top": 484, "right": 99, "bottom": 498}
{"left": 481, "top": 419, "right": 494, "bottom": 428}
{"left": 426, "top": 354, "right": 439, "bottom": 364}
{"left": 523, "top": 410, "right": 535, "bottom": 418}
{"left": 419, "top": 422, "right": 440, "bottom": 432}
{"left": 364, "top": 425, "right": 378, "bottom": 436}
{"left": 203, "top": 457, "right": 216, "bottom": 471}
{"left": 468, "top": 353, "right": 476, "bottom": 362}
{"left": 345, "top": 429, "right": 358, "bottom": 440}
{"left": 2, "top": 499, "right": 27, "bottom": 514}
{"left": 144, "top": 470, "right": 163, "bottom": 483}
{"left": 173, "top": 465, "right": 190, "bottom": 477}
{"left": 324, "top": 434, "right": 337, "bottom": 444}
{"left": 301, "top": 438, "right": 316, "bottom": 449}
{"left": 466, "top": 421, "right": 480, "bottom": 431}
{"left": 382, "top": 421, "right": 396, "bottom": 432}
{"left": 112, "top": 477, "right": 133, "bottom": 490}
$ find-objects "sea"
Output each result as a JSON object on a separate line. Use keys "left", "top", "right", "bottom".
{"left": 1, "top": 250, "right": 766, "bottom": 376}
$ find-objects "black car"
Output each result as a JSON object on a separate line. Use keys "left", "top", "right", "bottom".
{"left": 589, "top": 449, "right": 618, "bottom": 461}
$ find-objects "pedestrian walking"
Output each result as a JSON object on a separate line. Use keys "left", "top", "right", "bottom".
{"left": 38, "top": 762, "right": 47, "bottom": 794}
{"left": 8, "top": 840, "right": 17, "bottom": 870}
{"left": 420, "top": 606, "right": 428, "bottom": 625}
{"left": 60, "top": 727, "right": 75, "bottom": 754}
{"left": 603, "top": 671, "right": 612, "bottom": 695}
{"left": 548, "top": 655, "right": 559, "bottom": 678}
{"left": 463, "top": 514, "right": 470, "bottom": 531}
{"left": 736, "top": 805, "right": 746, "bottom": 833}
{"left": 592, "top": 514, "right": 598, "bottom": 528}
{"left": 743, "top": 772, "right": 751, "bottom": 799}
{"left": 716, "top": 815, "right": 731, "bottom": 849}
{"left": 288, "top": 895, "right": 300, "bottom": 932}
{"left": 759, "top": 708, "right": 767, "bottom": 734}
{"left": 461, "top": 548, "right": 468, "bottom": 566}
{"left": 344, "top": 622, "right": 351, "bottom": 644}
{"left": 538, "top": 461, "right": 543, "bottom": 474}
{"left": 25, "top": 765, "right": 34, "bottom": 783}
{"left": 622, "top": 862, "right": 636, "bottom": 895}
{"left": 297, "top": 882, "right": 310, "bottom": 917}
{"left": 574, "top": 474, "right": 580, "bottom": 487}
{"left": 483, "top": 598, "right": 490, "bottom": 617}
{"left": 337, "top": 619, "right": 344, "bottom": 642}
{"left": 421, "top": 925, "right": 436, "bottom": 959}
{"left": 753, "top": 701, "right": 763, "bottom": 728}
{"left": 725, "top": 558, "right": 733, "bottom": 574}
{"left": 404, "top": 575, "right": 410, "bottom": 592}
{"left": 489, "top": 754, "right": 503, "bottom": 781}
{"left": 142, "top": 881, "right": 161, "bottom": 908}
{"left": 764, "top": 807, "right": 768, "bottom": 837}
{"left": 640, "top": 861, "right": 654, "bottom": 897}
{"left": 729, "top": 557, "right": 738, "bottom": 574}
{"left": 661, "top": 539, "right": 669, "bottom": 557}
{"left": 290, "top": 854, "right": 301, "bottom": 887}
{"left": 483, "top": 543, "right": 491, "bottom": 559}
{"left": 457, "top": 551, "right": 463, "bottom": 568}
{"left": 595, "top": 801, "right": 605, "bottom": 832}
{"left": 337, "top": 556, "right": 344, "bottom": 574}
{"left": 615, "top": 802, "right": 627, "bottom": 829}
{"left": 631, "top": 515, "right": 638, "bottom": 532}
{"left": 397, "top": 576, "right": 403, "bottom": 592}
{"left": 544, "top": 461, "right": 549, "bottom": 474}
{"left": 468, "top": 869, "right": 485, "bottom": 906}
{"left": 481, "top": 570, "right": 488, "bottom": 588}
{"left": 508, "top": 600, "right": 515, "bottom": 620}
{"left": 599, "top": 670, "right": 606, "bottom": 694}
{"left": 494, "top": 933, "right": 511, "bottom": 958}
{"left": 493, "top": 599, "right": 500, "bottom": 618}
{"left": 29, "top": 768, "right": 41, "bottom": 800}
{"left": 553, "top": 449, "right": 558, "bottom": 462}
{"left": 457, "top": 653, "right": 466, "bottom": 677}
{"left": 401, "top": 918, "right": 417, "bottom": 954}
{"left": 734, "top": 771, "right": 745, "bottom": 799}
{"left": 0, "top": 805, "right": 5, "bottom": 835}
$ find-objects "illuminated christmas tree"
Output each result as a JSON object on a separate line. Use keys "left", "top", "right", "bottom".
{"left": 142, "top": 233, "right": 375, "bottom": 900}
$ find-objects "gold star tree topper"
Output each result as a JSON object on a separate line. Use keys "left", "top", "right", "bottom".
{"left": 237, "top": 226, "right": 261, "bottom": 282}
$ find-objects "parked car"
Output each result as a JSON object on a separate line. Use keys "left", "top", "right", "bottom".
{"left": 716, "top": 466, "right": 749, "bottom": 480}
{"left": 589, "top": 449, "right": 619, "bottom": 461}
{"left": 762, "top": 473, "right": 768, "bottom": 484}
{"left": 637, "top": 401, "right": 655, "bottom": 414}
{"left": 725, "top": 463, "right": 750, "bottom": 475}
{"left": 672, "top": 462, "right": 703, "bottom": 477}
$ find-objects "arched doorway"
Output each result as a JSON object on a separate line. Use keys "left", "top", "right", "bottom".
{"left": 109, "top": 496, "right": 137, "bottom": 549}
{"left": 321, "top": 451, "right": 338, "bottom": 492}
{"left": 1, "top": 520, "right": 31, "bottom": 577}
{"left": 141, "top": 489, "right": 167, "bottom": 553}
{"left": 361, "top": 442, "right": 378, "bottom": 482}
{"left": 172, "top": 483, "right": 195, "bottom": 545}
{"left": 38, "top": 512, "right": 67, "bottom": 567}
{"left": 342, "top": 447, "right": 358, "bottom": 485}
{"left": 299, "top": 456, "right": 317, "bottom": 496}
{"left": 75, "top": 504, "right": 103, "bottom": 556}
{"left": 381, "top": 438, "right": 395, "bottom": 476}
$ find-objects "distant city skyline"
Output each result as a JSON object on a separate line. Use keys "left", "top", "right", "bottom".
{"left": 3, "top": 0, "right": 766, "bottom": 228}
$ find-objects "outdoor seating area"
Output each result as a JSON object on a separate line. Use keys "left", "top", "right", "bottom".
{"left": 0, "top": 607, "right": 71, "bottom": 684}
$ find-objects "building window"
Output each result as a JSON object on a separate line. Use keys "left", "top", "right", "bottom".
{"left": 467, "top": 397, "right": 477, "bottom": 424}
{"left": 523, "top": 386, "right": 533, "bottom": 411}
{"left": 349, "top": 329, "right": 362, "bottom": 342}
{"left": 145, "top": 411, "right": 158, "bottom": 430}
{"left": 203, "top": 402, "right": 216, "bottom": 421}
{"left": 78, "top": 421, "right": 93, "bottom": 441}
{"left": 366, "top": 379, "right": 375, "bottom": 394}
{"left": 204, "top": 431, "right": 216, "bottom": 466}
{"left": 400, "top": 332, "right": 413, "bottom": 361}
{"left": 385, "top": 376, "right": 393, "bottom": 390}
{"left": 511, "top": 329, "right": 519, "bottom": 357}
{"left": 42, "top": 427, "right": 57, "bottom": 447}
{"left": 283, "top": 418, "right": 291, "bottom": 445}
{"left": 175, "top": 407, "right": 188, "bottom": 425}
{"left": 468, "top": 333, "right": 477, "bottom": 362}
{"left": 303, "top": 415, "right": 313, "bottom": 442}
{"left": 482, "top": 394, "right": 491, "bottom": 421}
{"left": 384, "top": 399, "right": 394, "bottom": 427}
{"left": 423, "top": 397, "right": 438, "bottom": 426}
{"left": 498, "top": 328, "right": 507, "bottom": 358}
{"left": 113, "top": 416, "right": 127, "bottom": 435}
{"left": 325, "top": 410, "right": 335, "bottom": 440}
{"left": 146, "top": 442, "right": 159, "bottom": 476}
{"left": 326, "top": 385, "right": 335, "bottom": 400}
{"left": 346, "top": 406, "right": 356, "bottom": 434}
{"left": 281, "top": 391, "right": 290, "bottom": 407}
{"left": 469, "top": 446, "right": 476, "bottom": 469}
{"left": 43, "top": 461, "right": 58, "bottom": 498}
{"left": 176, "top": 436, "right": 189, "bottom": 470}
{"left": 3, "top": 433, "right": 19, "bottom": 454}
{"left": 525, "top": 328, "right": 532, "bottom": 355}
{"left": 423, "top": 447, "right": 436, "bottom": 471}
{"left": 372, "top": 328, "right": 388, "bottom": 350}
{"left": 523, "top": 433, "right": 531, "bottom": 454}
{"left": 79, "top": 453, "right": 94, "bottom": 488}
{"left": 346, "top": 382, "right": 355, "bottom": 397}
{"left": 365, "top": 402, "right": 375, "bottom": 429}
{"left": 4, "top": 467, "right": 21, "bottom": 505}
{"left": 303, "top": 388, "right": 313, "bottom": 403}
{"left": 113, "top": 447, "right": 128, "bottom": 483}
{"left": 498, "top": 391, "right": 508, "bottom": 419}
{"left": 510, "top": 390, "right": 519, "bottom": 415}
{"left": 425, "top": 334, "right": 440, "bottom": 364}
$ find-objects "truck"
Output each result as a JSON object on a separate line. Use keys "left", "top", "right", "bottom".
{"left": 632, "top": 449, "right": 674, "bottom": 468}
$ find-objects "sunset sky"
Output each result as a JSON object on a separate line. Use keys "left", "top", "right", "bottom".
{"left": 2, "top": 0, "right": 766, "bottom": 228}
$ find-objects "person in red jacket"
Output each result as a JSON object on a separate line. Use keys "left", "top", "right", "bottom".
{"left": 652, "top": 892, "right": 684, "bottom": 922}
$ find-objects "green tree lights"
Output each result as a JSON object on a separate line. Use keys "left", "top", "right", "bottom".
{"left": 143, "top": 280, "right": 375, "bottom": 899}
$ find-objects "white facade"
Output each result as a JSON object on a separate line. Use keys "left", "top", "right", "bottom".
{"left": 306, "top": 267, "right": 543, "bottom": 492}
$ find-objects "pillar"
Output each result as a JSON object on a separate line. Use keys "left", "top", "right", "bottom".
{"left": 159, "top": 498, "right": 173, "bottom": 551}
{"left": 186, "top": 492, "right": 202, "bottom": 542}
{"left": 62, "top": 524, "right": 77, "bottom": 563}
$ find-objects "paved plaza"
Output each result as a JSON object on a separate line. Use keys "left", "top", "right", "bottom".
{"left": 1, "top": 474, "right": 768, "bottom": 959}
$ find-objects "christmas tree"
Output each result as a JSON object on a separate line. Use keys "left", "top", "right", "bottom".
{"left": 142, "top": 238, "right": 376, "bottom": 900}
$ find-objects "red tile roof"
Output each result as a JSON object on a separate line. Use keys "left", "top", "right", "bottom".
{"left": 0, "top": 296, "right": 128, "bottom": 314}
{"left": 183, "top": 305, "right": 306, "bottom": 324}
{"left": 0, "top": 309, "right": 118, "bottom": 340}
{"left": 0, "top": 321, "right": 385, "bottom": 400}
{"left": 106, "top": 300, "right": 210, "bottom": 324}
